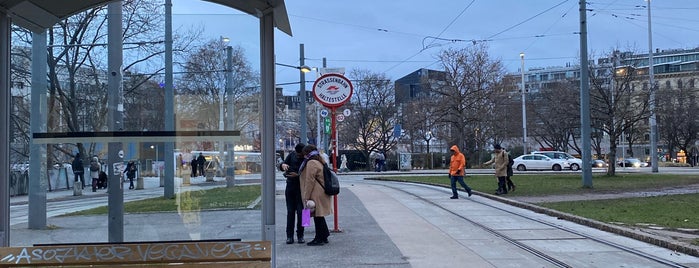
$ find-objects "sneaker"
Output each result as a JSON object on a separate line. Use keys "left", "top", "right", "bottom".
{"left": 467, "top": 190, "right": 472, "bottom": 197}
{"left": 450, "top": 196, "right": 458, "bottom": 199}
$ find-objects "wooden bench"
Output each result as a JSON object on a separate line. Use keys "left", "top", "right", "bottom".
{"left": 0, "top": 240, "right": 270, "bottom": 267}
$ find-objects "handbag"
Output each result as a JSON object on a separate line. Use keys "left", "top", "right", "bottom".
{"left": 301, "top": 208, "right": 311, "bottom": 227}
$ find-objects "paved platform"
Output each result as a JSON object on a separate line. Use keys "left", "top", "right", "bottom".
{"left": 7, "top": 170, "right": 699, "bottom": 267}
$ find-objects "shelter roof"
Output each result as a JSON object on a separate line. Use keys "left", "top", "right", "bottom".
{"left": 0, "top": 0, "right": 291, "bottom": 35}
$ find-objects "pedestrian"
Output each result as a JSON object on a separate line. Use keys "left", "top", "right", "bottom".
{"left": 506, "top": 150, "right": 516, "bottom": 192}
{"left": 124, "top": 160, "right": 137, "bottom": 190}
{"left": 299, "top": 144, "right": 332, "bottom": 246}
{"left": 448, "top": 145, "right": 472, "bottom": 199}
{"left": 89, "top": 156, "right": 101, "bottom": 192}
{"left": 71, "top": 153, "right": 85, "bottom": 189}
{"left": 483, "top": 144, "right": 509, "bottom": 195}
{"left": 339, "top": 154, "right": 349, "bottom": 173}
{"left": 190, "top": 157, "right": 198, "bottom": 177}
{"left": 376, "top": 151, "right": 386, "bottom": 172}
{"left": 278, "top": 143, "right": 306, "bottom": 244}
{"left": 197, "top": 152, "right": 206, "bottom": 177}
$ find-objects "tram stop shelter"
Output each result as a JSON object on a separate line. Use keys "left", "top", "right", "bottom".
{"left": 0, "top": 0, "right": 291, "bottom": 266}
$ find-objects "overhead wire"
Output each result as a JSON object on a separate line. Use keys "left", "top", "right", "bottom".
{"left": 381, "top": 0, "right": 477, "bottom": 74}
{"left": 522, "top": 1, "right": 578, "bottom": 53}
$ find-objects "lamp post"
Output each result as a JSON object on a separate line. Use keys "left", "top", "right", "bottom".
{"left": 150, "top": 145, "right": 158, "bottom": 175}
{"left": 646, "top": 0, "right": 658, "bottom": 173}
{"left": 425, "top": 131, "right": 432, "bottom": 169}
{"left": 520, "top": 52, "right": 528, "bottom": 154}
{"left": 275, "top": 57, "right": 311, "bottom": 145}
{"left": 219, "top": 37, "right": 229, "bottom": 179}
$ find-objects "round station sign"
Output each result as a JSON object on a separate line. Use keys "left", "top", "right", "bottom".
{"left": 312, "top": 73, "right": 353, "bottom": 108}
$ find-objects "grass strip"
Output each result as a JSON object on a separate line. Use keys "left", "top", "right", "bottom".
{"left": 374, "top": 173, "right": 699, "bottom": 196}
{"left": 64, "top": 185, "right": 261, "bottom": 216}
{"left": 538, "top": 194, "right": 699, "bottom": 230}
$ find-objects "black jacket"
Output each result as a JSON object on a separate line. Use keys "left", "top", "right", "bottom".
{"left": 72, "top": 157, "right": 84, "bottom": 174}
{"left": 279, "top": 152, "right": 304, "bottom": 190}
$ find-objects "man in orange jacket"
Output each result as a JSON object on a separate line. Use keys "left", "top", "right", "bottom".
{"left": 449, "top": 145, "right": 472, "bottom": 199}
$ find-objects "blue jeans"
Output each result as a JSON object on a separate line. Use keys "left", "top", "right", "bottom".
{"left": 450, "top": 175, "right": 472, "bottom": 197}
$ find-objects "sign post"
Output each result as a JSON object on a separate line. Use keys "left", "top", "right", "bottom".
{"left": 312, "top": 73, "right": 353, "bottom": 233}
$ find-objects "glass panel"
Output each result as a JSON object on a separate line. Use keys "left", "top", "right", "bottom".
{"left": 9, "top": 1, "right": 268, "bottom": 247}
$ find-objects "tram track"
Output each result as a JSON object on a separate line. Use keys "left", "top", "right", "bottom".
{"left": 369, "top": 180, "right": 690, "bottom": 268}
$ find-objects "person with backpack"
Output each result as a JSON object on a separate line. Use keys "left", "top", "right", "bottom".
{"left": 483, "top": 144, "right": 509, "bottom": 195}
{"left": 123, "top": 160, "right": 137, "bottom": 190}
{"left": 506, "top": 150, "right": 516, "bottom": 192}
{"left": 89, "top": 156, "right": 101, "bottom": 192}
{"left": 299, "top": 144, "right": 332, "bottom": 246}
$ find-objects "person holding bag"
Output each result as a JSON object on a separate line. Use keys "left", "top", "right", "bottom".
{"left": 299, "top": 144, "right": 332, "bottom": 246}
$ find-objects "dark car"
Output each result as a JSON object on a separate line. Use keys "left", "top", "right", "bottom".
{"left": 591, "top": 159, "right": 608, "bottom": 168}
{"left": 618, "top": 158, "right": 643, "bottom": 168}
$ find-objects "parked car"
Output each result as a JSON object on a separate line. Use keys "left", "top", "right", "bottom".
{"left": 618, "top": 158, "right": 643, "bottom": 168}
{"left": 590, "top": 159, "right": 608, "bottom": 168}
{"left": 513, "top": 154, "right": 570, "bottom": 171}
{"left": 532, "top": 151, "right": 582, "bottom": 171}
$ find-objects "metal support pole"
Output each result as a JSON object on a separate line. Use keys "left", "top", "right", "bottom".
{"left": 107, "top": 2, "right": 125, "bottom": 242}
{"left": 226, "top": 46, "right": 235, "bottom": 187}
{"left": 28, "top": 31, "right": 48, "bottom": 229}
{"left": 164, "top": 0, "right": 175, "bottom": 198}
{"left": 520, "top": 52, "right": 527, "bottom": 154}
{"left": 579, "top": 0, "right": 593, "bottom": 187}
{"left": 647, "top": 1, "right": 658, "bottom": 173}
{"left": 260, "top": 11, "right": 277, "bottom": 266}
{"left": 331, "top": 108, "right": 341, "bottom": 232}
{"left": 299, "top": 44, "right": 307, "bottom": 145}
{"left": 0, "top": 11, "right": 11, "bottom": 247}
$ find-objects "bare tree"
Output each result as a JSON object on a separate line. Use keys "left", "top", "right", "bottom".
{"left": 431, "top": 44, "right": 505, "bottom": 165}
{"left": 589, "top": 52, "right": 651, "bottom": 175}
{"left": 176, "top": 39, "right": 258, "bottom": 152}
{"left": 530, "top": 80, "right": 580, "bottom": 153}
{"left": 11, "top": 0, "right": 199, "bottom": 165}
{"left": 656, "top": 80, "right": 699, "bottom": 165}
{"left": 339, "top": 69, "right": 398, "bottom": 170}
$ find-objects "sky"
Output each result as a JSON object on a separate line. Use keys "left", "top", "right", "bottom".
{"left": 171, "top": 0, "right": 699, "bottom": 95}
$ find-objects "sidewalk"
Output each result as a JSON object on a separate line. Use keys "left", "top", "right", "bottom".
{"left": 8, "top": 170, "right": 699, "bottom": 267}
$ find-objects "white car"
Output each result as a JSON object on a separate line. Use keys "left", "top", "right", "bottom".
{"left": 513, "top": 154, "right": 570, "bottom": 171}
{"left": 532, "top": 151, "right": 583, "bottom": 171}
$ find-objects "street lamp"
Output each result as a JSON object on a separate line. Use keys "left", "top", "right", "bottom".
{"left": 276, "top": 44, "right": 312, "bottom": 145}
{"left": 275, "top": 62, "right": 311, "bottom": 73}
{"left": 150, "top": 145, "right": 158, "bottom": 175}
{"left": 425, "top": 131, "right": 432, "bottom": 169}
{"left": 520, "top": 52, "right": 528, "bottom": 154}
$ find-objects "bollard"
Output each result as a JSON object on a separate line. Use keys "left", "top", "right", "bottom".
{"left": 136, "top": 177, "right": 144, "bottom": 190}
{"left": 225, "top": 167, "right": 235, "bottom": 188}
{"left": 73, "top": 182, "right": 82, "bottom": 196}
{"left": 159, "top": 174, "right": 164, "bottom": 187}
{"left": 181, "top": 166, "right": 191, "bottom": 185}
{"left": 205, "top": 170, "right": 214, "bottom": 182}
